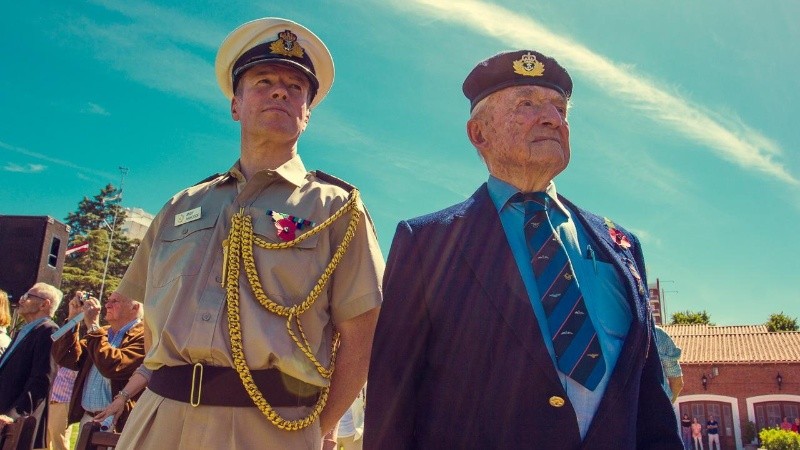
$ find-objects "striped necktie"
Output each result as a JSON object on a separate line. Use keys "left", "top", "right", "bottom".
{"left": 516, "top": 192, "right": 605, "bottom": 390}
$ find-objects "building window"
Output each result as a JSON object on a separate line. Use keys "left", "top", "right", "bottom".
{"left": 767, "top": 404, "right": 782, "bottom": 428}
{"left": 691, "top": 403, "right": 706, "bottom": 423}
{"left": 723, "top": 404, "right": 733, "bottom": 435}
{"left": 755, "top": 401, "right": 800, "bottom": 431}
{"left": 787, "top": 404, "right": 799, "bottom": 422}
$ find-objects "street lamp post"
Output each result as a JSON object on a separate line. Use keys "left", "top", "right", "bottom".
{"left": 99, "top": 166, "right": 128, "bottom": 301}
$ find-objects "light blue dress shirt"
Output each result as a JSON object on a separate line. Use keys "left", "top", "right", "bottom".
{"left": 81, "top": 318, "right": 140, "bottom": 413}
{"left": 487, "top": 176, "right": 632, "bottom": 439}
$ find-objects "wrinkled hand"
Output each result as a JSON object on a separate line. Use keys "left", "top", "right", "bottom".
{"left": 82, "top": 297, "right": 102, "bottom": 328}
{"left": 92, "top": 396, "right": 125, "bottom": 429}
{"left": 67, "top": 292, "right": 85, "bottom": 320}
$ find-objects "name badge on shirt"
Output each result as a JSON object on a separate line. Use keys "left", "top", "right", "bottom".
{"left": 174, "top": 207, "right": 202, "bottom": 226}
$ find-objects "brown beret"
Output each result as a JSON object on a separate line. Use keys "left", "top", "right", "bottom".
{"left": 463, "top": 50, "right": 572, "bottom": 111}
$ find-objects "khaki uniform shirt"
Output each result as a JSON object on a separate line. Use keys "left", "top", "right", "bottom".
{"left": 118, "top": 155, "right": 384, "bottom": 387}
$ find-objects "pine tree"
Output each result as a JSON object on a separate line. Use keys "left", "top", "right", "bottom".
{"left": 64, "top": 184, "right": 126, "bottom": 240}
{"left": 58, "top": 185, "right": 139, "bottom": 324}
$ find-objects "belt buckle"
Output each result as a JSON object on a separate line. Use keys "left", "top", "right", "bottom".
{"left": 190, "top": 363, "right": 203, "bottom": 407}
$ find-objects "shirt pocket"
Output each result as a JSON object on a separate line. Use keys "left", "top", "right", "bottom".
{"left": 591, "top": 260, "right": 632, "bottom": 339}
{"left": 249, "top": 213, "right": 325, "bottom": 302}
{"left": 252, "top": 212, "right": 321, "bottom": 250}
{"left": 152, "top": 214, "right": 219, "bottom": 288}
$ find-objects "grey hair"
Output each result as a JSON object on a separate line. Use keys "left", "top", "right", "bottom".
{"left": 31, "top": 282, "right": 64, "bottom": 317}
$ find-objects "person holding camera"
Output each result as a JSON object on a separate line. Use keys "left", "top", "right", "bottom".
{"left": 51, "top": 291, "right": 144, "bottom": 432}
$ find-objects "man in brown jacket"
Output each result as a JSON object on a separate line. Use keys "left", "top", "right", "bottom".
{"left": 51, "top": 291, "right": 144, "bottom": 431}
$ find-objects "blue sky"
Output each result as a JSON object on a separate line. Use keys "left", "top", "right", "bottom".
{"left": 2, "top": 0, "right": 798, "bottom": 325}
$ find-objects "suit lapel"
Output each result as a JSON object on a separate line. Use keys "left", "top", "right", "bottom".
{"left": 0, "top": 322, "right": 37, "bottom": 370}
{"left": 455, "top": 185, "right": 562, "bottom": 386}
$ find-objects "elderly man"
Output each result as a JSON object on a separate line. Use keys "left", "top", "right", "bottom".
{"left": 366, "top": 50, "right": 681, "bottom": 449}
{"left": 0, "top": 282, "right": 61, "bottom": 448}
{"left": 110, "top": 17, "right": 383, "bottom": 450}
{"left": 51, "top": 291, "right": 144, "bottom": 432}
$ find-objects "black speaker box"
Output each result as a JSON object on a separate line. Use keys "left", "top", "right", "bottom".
{"left": 0, "top": 215, "right": 70, "bottom": 302}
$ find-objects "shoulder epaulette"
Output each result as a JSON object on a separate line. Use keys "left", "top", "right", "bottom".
{"left": 314, "top": 170, "right": 356, "bottom": 192}
{"left": 192, "top": 172, "right": 225, "bottom": 187}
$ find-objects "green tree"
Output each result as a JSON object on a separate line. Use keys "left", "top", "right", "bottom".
{"left": 669, "top": 310, "right": 714, "bottom": 325}
{"left": 64, "top": 184, "right": 126, "bottom": 240}
{"left": 58, "top": 185, "right": 139, "bottom": 324}
{"left": 765, "top": 312, "right": 799, "bottom": 332}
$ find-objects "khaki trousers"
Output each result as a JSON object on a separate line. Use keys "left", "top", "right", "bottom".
{"left": 47, "top": 402, "right": 72, "bottom": 450}
{"left": 116, "top": 389, "right": 323, "bottom": 450}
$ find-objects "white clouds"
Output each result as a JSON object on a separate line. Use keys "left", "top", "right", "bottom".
{"left": 88, "top": 0, "right": 227, "bottom": 49}
{"left": 82, "top": 102, "right": 110, "bottom": 116}
{"left": 396, "top": 0, "right": 798, "bottom": 186}
{"left": 3, "top": 162, "right": 46, "bottom": 173}
{"left": 64, "top": 1, "right": 224, "bottom": 105}
{"left": 0, "top": 140, "right": 115, "bottom": 179}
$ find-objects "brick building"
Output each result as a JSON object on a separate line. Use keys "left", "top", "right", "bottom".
{"left": 664, "top": 324, "right": 800, "bottom": 449}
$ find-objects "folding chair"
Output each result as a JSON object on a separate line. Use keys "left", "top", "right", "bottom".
{"left": 74, "top": 422, "right": 121, "bottom": 450}
{"left": 0, "top": 415, "right": 36, "bottom": 450}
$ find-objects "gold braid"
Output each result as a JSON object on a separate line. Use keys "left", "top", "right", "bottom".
{"left": 223, "top": 189, "right": 361, "bottom": 430}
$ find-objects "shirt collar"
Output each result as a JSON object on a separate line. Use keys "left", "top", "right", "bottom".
{"left": 19, "top": 317, "right": 48, "bottom": 334}
{"left": 108, "top": 318, "right": 140, "bottom": 343}
{"left": 486, "top": 176, "right": 570, "bottom": 217}
{"left": 226, "top": 154, "right": 308, "bottom": 189}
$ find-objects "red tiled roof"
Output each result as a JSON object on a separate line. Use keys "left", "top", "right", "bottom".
{"left": 662, "top": 324, "right": 800, "bottom": 364}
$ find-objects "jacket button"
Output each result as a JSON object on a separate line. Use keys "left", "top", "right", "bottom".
{"left": 182, "top": 228, "right": 189, "bottom": 235}
{"left": 549, "top": 396, "right": 565, "bottom": 407}
{"left": 201, "top": 313, "right": 211, "bottom": 321}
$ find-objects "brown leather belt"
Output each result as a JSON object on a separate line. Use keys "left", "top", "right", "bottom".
{"left": 149, "top": 364, "right": 321, "bottom": 407}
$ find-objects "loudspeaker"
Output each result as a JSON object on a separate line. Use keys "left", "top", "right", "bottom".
{"left": 0, "top": 215, "right": 70, "bottom": 302}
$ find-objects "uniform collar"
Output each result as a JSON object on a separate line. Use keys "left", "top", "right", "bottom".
{"left": 226, "top": 153, "right": 308, "bottom": 189}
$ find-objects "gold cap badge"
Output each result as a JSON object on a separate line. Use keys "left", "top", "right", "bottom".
{"left": 269, "top": 30, "right": 305, "bottom": 58}
{"left": 549, "top": 396, "right": 565, "bottom": 407}
{"left": 513, "top": 52, "right": 545, "bottom": 77}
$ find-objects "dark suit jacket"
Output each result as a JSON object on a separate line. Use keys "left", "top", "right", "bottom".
{"left": 51, "top": 321, "right": 145, "bottom": 430}
{"left": 365, "top": 185, "right": 681, "bottom": 450}
{"left": 0, "top": 318, "right": 58, "bottom": 448}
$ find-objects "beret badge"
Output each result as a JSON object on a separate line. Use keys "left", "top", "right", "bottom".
{"left": 269, "top": 30, "right": 305, "bottom": 58}
{"left": 513, "top": 52, "right": 545, "bottom": 77}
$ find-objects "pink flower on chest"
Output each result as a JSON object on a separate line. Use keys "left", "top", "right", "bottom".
{"left": 275, "top": 218, "right": 298, "bottom": 241}
{"left": 608, "top": 227, "right": 631, "bottom": 250}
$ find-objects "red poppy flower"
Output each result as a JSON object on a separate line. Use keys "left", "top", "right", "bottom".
{"left": 275, "top": 218, "right": 297, "bottom": 241}
{"left": 608, "top": 227, "right": 631, "bottom": 249}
